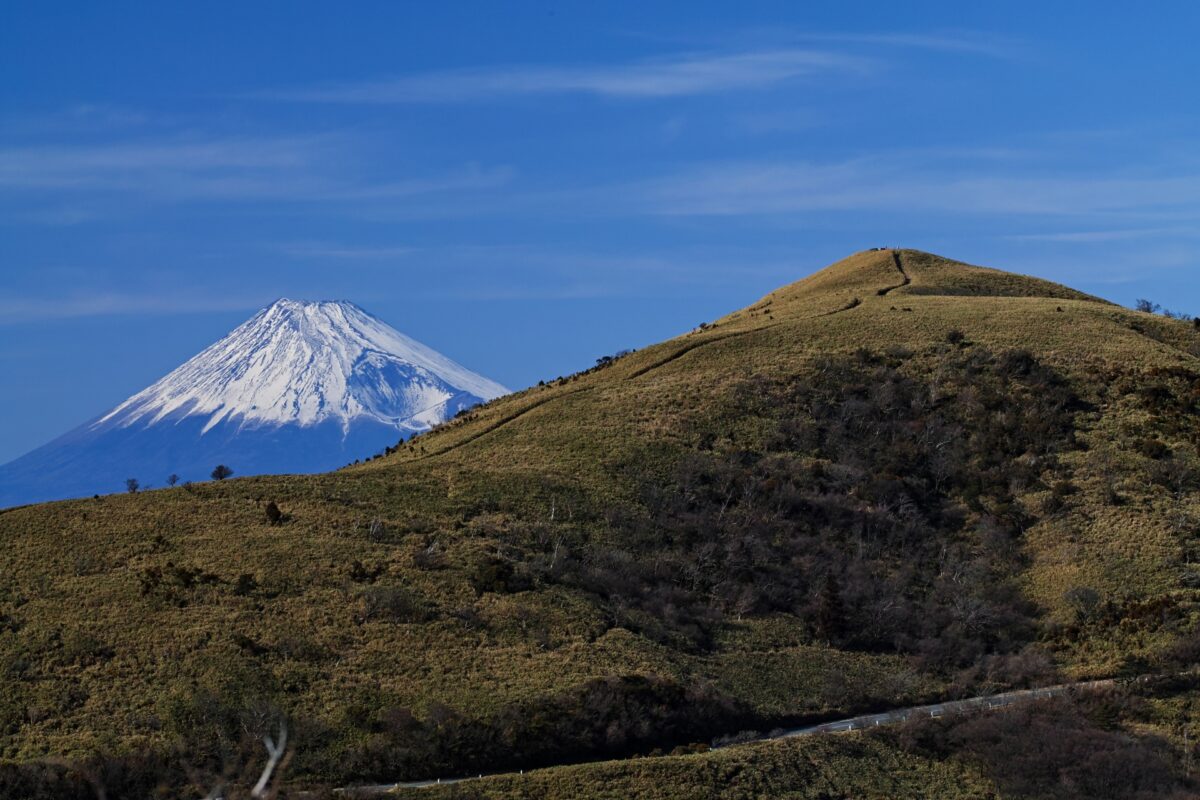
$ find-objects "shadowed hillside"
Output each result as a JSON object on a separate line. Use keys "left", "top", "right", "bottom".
{"left": 2, "top": 250, "right": 1198, "bottom": 798}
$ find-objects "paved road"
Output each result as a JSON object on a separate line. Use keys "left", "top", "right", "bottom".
{"left": 768, "top": 678, "right": 1113, "bottom": 739}
{"left": 339, "top": 678, "right": 1115, "bottom": 795}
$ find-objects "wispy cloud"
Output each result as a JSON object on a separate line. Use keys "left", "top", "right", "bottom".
{"left": 0, "top": 104, "right": 155, "bottom": 136}
{"left": 0, "top": 138, "right": 314, "bottom": 187}
{"left": 621, "top": 158, "right": 1200, "bottom": 218}
{"left": 787, "top": 31, "right": 1024, "bottom": 59}
{"left": 3, "top": 242, "right": 805, "bottom": 326}
{"left": 5, "top": 205, "right": 104, "bottom": 226}
{"left": 325, "top": 165, "right": 515, "bottom": 201}
{"left": 730, "top": 108, "right": 824, "bottom": 135}
{"left": 0, "top": 136, "right": 321, "bottom": 194}
{"left": 0, "top": 290, "right": 265, "bottom": 324}
{"left": 0, "top": 134, "right": 513, "bottom": 208}
{"left": 1005, "top": 227, "right": 1198, "bottom": 243}
{"left": 275, "top": 240, "right": 804, "bottom": 297}
{"left": 261, "top": 48, "right": 872, "bottom": 103}
{"left": 280, "top": 242, "right": 418, "bottom": 260}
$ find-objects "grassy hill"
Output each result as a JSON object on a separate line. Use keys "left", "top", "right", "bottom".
{"left": 2, "top": 249, "right": 1199, "bottom": 798}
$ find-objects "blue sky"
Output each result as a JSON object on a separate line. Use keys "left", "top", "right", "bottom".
{"left": 2, "top": 2, "right": 1199, "bottom": 462}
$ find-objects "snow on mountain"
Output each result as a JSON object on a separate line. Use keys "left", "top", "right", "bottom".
{"left": 0, "top": 299, "right": 508, "bottom": 507}
{"left": 98, "top": 299, "right": 508, "bottom": 434}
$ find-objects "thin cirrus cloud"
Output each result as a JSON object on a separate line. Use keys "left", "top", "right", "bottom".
{"left": 0, "top": 134, "right": 513, "bottom": 205}
{"left": 280, "top": 242, "right": 418, "bottom": 260}
{"left": 261, "top": 48, "right": 873, "bottom": 103}
{"left": 785, "top": 31, "right": 1024, "bottom": 58}
{"left": 1005, "top": 227, "right": 1199, "bottom": 243}
{"left": 0, "top": 137, "right": 316, "bottom": 189}
{"left": 623, "top": 158, "right": 1200, "bottom": 219}
{"left": 0, "top": 290, "right": 266, "bottom": 325}
{"left": 273, "top": 241, "right": 791, "bottom": 291}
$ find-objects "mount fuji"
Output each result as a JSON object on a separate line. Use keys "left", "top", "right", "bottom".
{"left": 0, "top": 299, "right": 508, "bottom": 507}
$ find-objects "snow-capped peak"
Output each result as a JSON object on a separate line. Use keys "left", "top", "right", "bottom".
{"left": 94, "top": 298, "right": 509, "bottom": 435}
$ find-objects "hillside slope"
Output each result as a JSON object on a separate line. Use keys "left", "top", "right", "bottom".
{"left": 1, "top": 250, "right": 1198, "bottom": 797}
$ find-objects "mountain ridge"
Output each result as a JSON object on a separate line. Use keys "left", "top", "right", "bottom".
{"left": 383, "top": 248, "right": 1189, "bottom": 470}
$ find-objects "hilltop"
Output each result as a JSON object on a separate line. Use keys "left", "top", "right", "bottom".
{"left": 1, "top": 250, "right": 1198, "bottom": 798}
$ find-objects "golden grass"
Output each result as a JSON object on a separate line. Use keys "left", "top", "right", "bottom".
{"left": 387, "top": 731, "right": 999, "bottom": 799}
{"left": 2, "top": 249, "right": 1198, "bottom": 788}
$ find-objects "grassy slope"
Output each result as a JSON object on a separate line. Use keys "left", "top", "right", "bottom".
{"left": 394, "top": 676, "right": 1200, "bottom": 800}
{"left": 392, "top": 734, "right": 999, "bottom": 800}
{"left": 2, "top": 249, "right": 1199, "bottom": 793}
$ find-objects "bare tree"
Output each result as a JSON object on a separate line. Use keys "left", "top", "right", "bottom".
{"left": 211, "top": 464, "right": 234, "bottom": 481}
{"left": 251, "top": 720, "right": 288, "bottom": 798}
{"left": 167, "top": 473, "right": 180, "bottom": 487}
{"left": 125, "top": 478, "right": 139, "bottom": 494}
{"left": 199, "top": 716, "right": 289, "bottom": 799}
